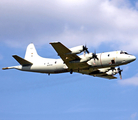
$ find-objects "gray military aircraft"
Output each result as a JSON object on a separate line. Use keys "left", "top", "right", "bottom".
{"left": 2, "top": 42, "right": 136, "bottom": 79}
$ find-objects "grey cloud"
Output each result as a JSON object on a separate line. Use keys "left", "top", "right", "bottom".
{"left": 1, "top": 0, "right": 138, "bottom": 53}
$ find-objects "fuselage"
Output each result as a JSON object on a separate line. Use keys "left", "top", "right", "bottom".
{"left": 15, "top": 50, "right": 136, "bottom": 74}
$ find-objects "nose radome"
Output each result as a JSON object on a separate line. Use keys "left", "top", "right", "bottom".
{"left": 130, "top": 55, "right": 136, "bottom": 62}
{"left": 133, "top": 56, "right": 136, "bottom": 61}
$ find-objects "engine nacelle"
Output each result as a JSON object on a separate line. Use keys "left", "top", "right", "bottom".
{"left": 68, "top": 45, "right": 84, "bottom": 54}
{"left": 80, "top": 53, "right": 93, "bottom": 62}
{"left": 80, "top": 57, "right": 91, "bottom": 63}
{"left": 69, "top": 54, "right": 93, "bottom": 63}
{"left": 106, "top": 69, "right": 118, "bottom": 75}
{"left": 98, "top": 68, "right": 111, "bottom": 73}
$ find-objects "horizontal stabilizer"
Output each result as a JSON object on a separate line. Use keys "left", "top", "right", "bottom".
{"left": 12, "top": 55, "right": 33, "bottom": 66}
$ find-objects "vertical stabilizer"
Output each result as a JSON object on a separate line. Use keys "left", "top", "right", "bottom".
{"left": 25, "top": 43, "right": 40, "bottom": 62}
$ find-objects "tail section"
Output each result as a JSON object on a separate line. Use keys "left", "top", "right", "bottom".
{"left": 24, "top": 43, "right": 40, "bottom": 63}
{"left": 2, "top": 55, "right": 33, "bottom": 70}
{"left": 2, "top": 43, "right": 39, "bottom": 70}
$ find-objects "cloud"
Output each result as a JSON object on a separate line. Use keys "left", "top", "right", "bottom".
{"left": 0, "top": 54, "right": 3, "bottom": 60}
{"left": 118, "top": 73, "right": 138, "bottom": 86}
{"left": 131, "top": 112, "right": 137, "bottom": 119}
{"left": 1, "top": 0, "right": 138, "bottom": 53}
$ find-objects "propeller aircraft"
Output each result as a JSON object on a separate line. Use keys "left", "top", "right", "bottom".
{"left": 2, "top": 42, "right": 136, "bottom": 79}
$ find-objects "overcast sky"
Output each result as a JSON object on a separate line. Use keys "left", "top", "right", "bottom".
{"left": 1, "top": 0, "right": 138, "bottom": 120}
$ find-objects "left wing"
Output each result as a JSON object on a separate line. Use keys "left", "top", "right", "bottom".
{"left": 50, "top": 42, "right": 90, "bottom": 70}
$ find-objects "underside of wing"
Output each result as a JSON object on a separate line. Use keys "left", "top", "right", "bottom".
{"left": 94, "top": 75, "right": 117, "bottom": 79}
{"left": 50, "top": 42, "right": 90, "bottom": 70}
{"left": 84, "top": 72, "right": 117, "bottom": 79}
{"left": 78, "top": 68, "right": 117, "bottom": 79}
{"left": 84, "top": 68, "right": 117, "bottom": 79}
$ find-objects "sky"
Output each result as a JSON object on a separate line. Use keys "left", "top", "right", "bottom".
{"left": 0, "top": 0, "right": 138, "bottom": 120}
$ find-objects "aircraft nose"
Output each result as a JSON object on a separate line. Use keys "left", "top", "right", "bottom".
{"left": 123, "top": 55, "right": 136, "bottom": 64}
{"left": 129, "top": 55, "right": 136, "bottom": 62}
{"left": 132, "top": 55, "right": 136, "bottom": 61}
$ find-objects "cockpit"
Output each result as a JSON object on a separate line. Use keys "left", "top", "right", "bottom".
{"left": 120, "top": 51, "right": 129, "bottom": 55}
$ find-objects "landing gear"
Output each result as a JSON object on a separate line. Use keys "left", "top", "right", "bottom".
{"left": 70, "top": 69, "right": 73, "bottom": 74}
{"left": 48, "top": 73, "right": 50, "bottom": 76}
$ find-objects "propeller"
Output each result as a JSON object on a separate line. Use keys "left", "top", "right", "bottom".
{"left": 92, "top": 50, "right": 99, "bottom": 61}
{"left": 82, "top": 45, "right": 99, "bottom": 61}
{"left": 83, "top": 45, "right": 89, "bottom": 54}
{"left": 118, "top": 67, "right": 123, "bottom": 79}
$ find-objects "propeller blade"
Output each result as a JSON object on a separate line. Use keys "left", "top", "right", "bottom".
{"left": 92, "top": 50, "right": 99, "bottom": 60}
{"left": 86, "top": 49, "right": 89, "bottom": 54}
{"left": 83, "top": 45, "right": 89, "bottom": 54}
{"left": 118, "top": 67, "right": 123, "bottom": 79}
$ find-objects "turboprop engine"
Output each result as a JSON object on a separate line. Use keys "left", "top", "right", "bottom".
{"left": 69, "top": 53, "right": 93, "bottom": 63}
{"left": 80, "top": 53, "right": 93, "bottom": 62}
{"left": 68, "top": 45, "right": 89, "bottom": 54}
{"left": 98, "top": 67, "right": 123, "bottom": 79}
{"left": 106, "top": 67, "right": 123, "bottom": 79}
{"left": 106, "top": 69, "right": 118, "bottom": 75}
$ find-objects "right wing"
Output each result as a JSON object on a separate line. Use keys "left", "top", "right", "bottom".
{"left": 50, "top": 42, "right": 90, "bottom": 70}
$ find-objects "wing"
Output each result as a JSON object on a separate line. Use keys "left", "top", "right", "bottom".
{"left": 83, "top": 68, "right": 117, "bottom": 79}
{"left": 50, "top": 42, "right": 90, "bottom": 70}
{"left": 84, "top": 72, "right": 117, "bottom": 79}
{"left": 94, "top": 75, "right": 117, "bottom": 79}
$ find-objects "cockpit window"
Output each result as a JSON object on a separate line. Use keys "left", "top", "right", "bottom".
{"left": 120, "top": 51, "right": 128, "bottom": 54}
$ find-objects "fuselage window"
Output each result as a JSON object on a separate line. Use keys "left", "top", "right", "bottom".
{"left": 108, "top": 54, "right": 110, "bottom": 57}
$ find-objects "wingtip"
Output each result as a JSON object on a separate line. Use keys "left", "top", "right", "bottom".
{"left": 49, "top": 41, "right": 60, "bottom": 44}
{"left": 12, "top": 55, "right": 17, "bottom": 57}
